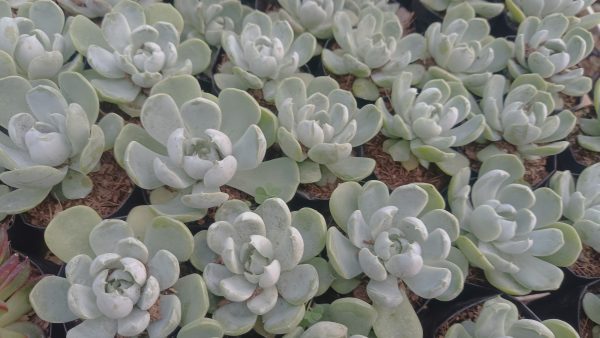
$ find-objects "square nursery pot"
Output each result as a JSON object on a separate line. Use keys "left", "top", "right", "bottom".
{"left": 528, "top": 271, "right": 600, "bottom": 337}
{"left": 419, "top": 283, "right": 541, "bottom": 338}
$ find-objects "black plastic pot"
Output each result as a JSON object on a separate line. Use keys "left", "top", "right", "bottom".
{"left": 9, "top": 185, "right": 145, "bottom": 259}
{"left": 419, "top": 283, "right": 542, "bottom": 338}
{"left": 557, "top": 145, "right": 589, "bottom": 175}
{"left": 528, "top": 270, "right": 600, "bottom": 334}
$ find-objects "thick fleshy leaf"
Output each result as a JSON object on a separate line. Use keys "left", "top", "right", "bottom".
{"left": 67, "top": 284, "right": 101, "bottom": 320}
{"left": 232, "top": 125, "right": 266, "bottom": 170}
{"left": 326, "top": 227, "right": 361, "bottom": 279}
{"left": 291, "top": 208, "right": 326, "bottom": 263}
{"left": 141, "top": 94, "right": 184, "bottom": 145}
{"left": 277, "top": 264, "right": 319, "bottom": 305}
{"left": 0, "top": 187, "right": 50, "bottom": 214}
{"left": 177, "top": 38, "right": 211, "bottom": 74}
{"left": 530, "top": 188, "right": 562, "bottom": 228}
{"left": 213, "top": 301, "right": 257, "bottom": 336}
{"left": 404, "top": 265, "right": 451, "bottom": 299}
{"left": 0, "top": 76, "right": 31, "bottom": 128}
{"left": 227, "top": 157, "right": 300, "bottom": 203}
{"left": 0, "top": 166, "right": 66, "bottom": 189}
{"left": 219, "top": 89, "right": 261, "bottom": 143}
{"left": 91, "top": 77, "right": 141, "bottom": 104}
{"left": 29, "top": 276, "right": 78, "bottom": 323}
{"left": 511, "top": 255, "right": 564, "bottom": 291}
{"left": 148, "top": 250, "right": 180, "bottom": 290}
{"left": 173, "top": 274, "right": 209, "bottom": 326}
{"left": 326, "top": 156, "right": 375, "bottom": 182}
{"left": 324, "top": 298, "right": 377, "bottom": 336}
{"left": 124, "top": 141, "right": 167, "bottom": 189}
{"left": 373, "top": 296, "right": 422, "bottom": 337}
{"left": 178, "top": 318, "right": 224, "bottom": 338}
{"left": 66, "top": 317, "right": 117, "bottom": 338}
{"left": 366, "top": 276, "right": 403, "bottom": 308}
{"left": 538, "top": 222, "right": 582, "bottom": 267}
{"left": 146, "top": 294, "right": 181, "bottom": 338}
{"left": 329, "top": 181, "right": 361, "bottom": 230}
{"left": 144, "top": 216, "right": 194, "bottom": 261}
{"left": 45, "top": 206, "right": 100, "bottom": 262}
{"left": 89, "top": 219, "right": 133, "bottom": 256}
{"left": 69, "top": 15, "right": 110, "bottom": 55}
{"left": 262, "top": 298, "right": 305, "bottom": 335}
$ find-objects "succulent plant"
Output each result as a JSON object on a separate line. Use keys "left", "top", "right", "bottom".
{"left": 174, "top": 0, "right": 252, "bottom": 47}
{"left": 189, "top": 198, "right": 327, "bottom": 335}
{"left": 577, "top": 79, "right": 600, "bottom": 152}
{"left": 549, "top": 164, "right": 600, "bottom": 252}
{"left": 449, "top": 154, "right": 583, "bottom": 295}
{"left": 419, "top": 0, "right": 504, "bottom": 18}
{"left": 57, "top": 0, "right": 160, "bottom": 18}
{"left": 445, "top": 296, "right": 580, "bottom": 338}
{"left": 29, "top": 206, "right": 221, "bottom": 338}
{"left": 0, "top": 73, "right": 124, "bottom": 214}
{"left": 275, "top": 76, "right": 382, "bottom": 185}
{"left": 285, "top": 321, "right": 368, "bottom": 338}
{"left": 583, "top": 292, "right": 600, "bottom": 338}
{"left": 119, "top": 74, "right": 299, "bottom": 221}
{"left": 322, "top": 5, "right": 426, "bottom": 101}
{"left": 479, "top": 74, "right": 576, "bottom": 159}
{"left": 424, "top": 3, "right": 513, "bottom": 97}
{"left": 0, "top": 226, "right": 45, "bottom": 338}
{"left": 508, "top": 13, "right": 599, "bottom": 97}
{"left": 377, "top": 72, "right": 485, "bottom": 176}
{"left": 69, "top": 0, "right": 211, "bottom": 116}
{"left": 275, "top": 0, "right": 347, "bottom": 40}
{"left": 328, "top": 180, "right": 466, "bottom": 309}
{"left": 214, "top": 10, "right": 316, "bottom": 102}
{"left": 505, "top": 0, "right": 597, "bottom": 22}
{"left": 0, "top": 0, "right": 83, "bottom": 81}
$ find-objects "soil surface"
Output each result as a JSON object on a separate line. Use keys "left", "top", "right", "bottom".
{"left": 24, "top": 152, "right": 134, "bottom": 227}
{"left": 571, "top": 244, "right": 600, "bottom": 279}
{"left": 364, "top": 134, "right": 450, "bottom": 190}
{"left": 462, "top": 141, "right": 549, "bottom": 187}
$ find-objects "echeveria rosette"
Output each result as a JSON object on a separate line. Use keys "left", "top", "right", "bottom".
{"left": 275, "top": 76, "right": 383, "bottom": 185}
{"left": 29, "top": 206, "right": 221, "bottom": 338}
{"left": 508, "top": 13, "right": 599, "bottom": 98}
{"left": 69, "top": 0, "right": 211, "bottom": 116}
{"left": 276, "top": 0, "right": 346, "bottom": 40}
{"left": 449, "top": 154, "right": 583, "bottom": 295}
{"left": 419, "top": 0, "right": 504, "bottom": 19}
{"left": 327, "top": 180, "right": 467, "bottom": 310}
{"left": 377, "top": 72, "right": 484, "bottom": 176}
{"left": 550, "top": 164, "right": 600, "bottom": 252}
{"left": 215, "top": 10, "right": 317, "bottom": 102}
{"left": 189, "top": 198, "right": 327, "bottom": 335}
{"left": 583, "top": 292, "right": 600, "bottom": 338}
{"left": 175, "top": 0, "right": 252, "bottom": 47}
{"left": 0, "top": 226, "right": 45, "bottom": 338}
{"left": 479, "top": 74, "right": 576, "bottom": 159}
{"left": 322, "top": 5, "right": 426, "bottom": 101}
{"left": 0, "top": 0, "right": 83, "bottom": 81}
{"left": 121, "top": 74, "right": 299, "bottom": 221}
{"left": 445, "top": 296, "right": 580, "bottom": 338}
{"left": 0, "top": 73, "right": 124, "bottom": 214}
{"left": 505, "top": 0, "right": 597, "bottom": 23}
{"left": 424, "top": 3, "right": 513, "bottom": 97}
